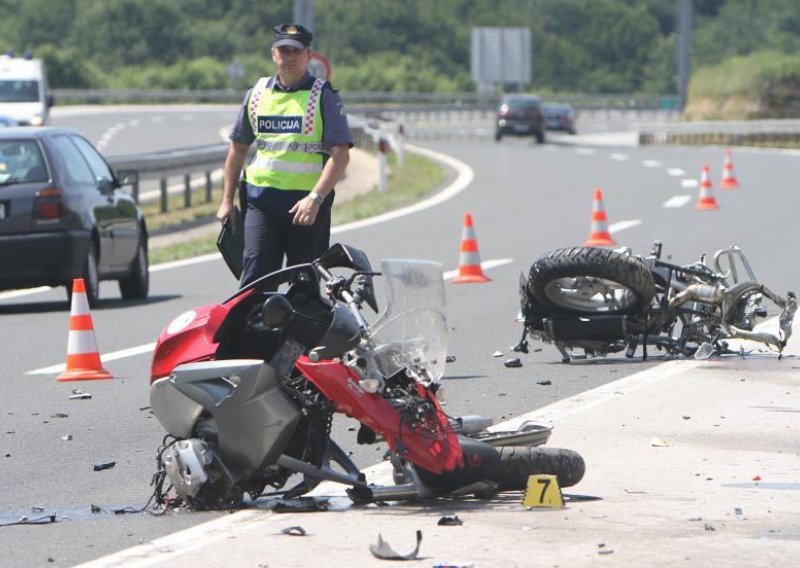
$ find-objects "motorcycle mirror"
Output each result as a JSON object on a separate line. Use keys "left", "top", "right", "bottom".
{"left": 261, "top": 295, "right": 295, "bottom": 329}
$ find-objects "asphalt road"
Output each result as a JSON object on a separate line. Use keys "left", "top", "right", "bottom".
{"left": 1, "top": 108, "right": 798, "bottom": 567}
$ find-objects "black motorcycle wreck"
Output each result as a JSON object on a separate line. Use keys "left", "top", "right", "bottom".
{"left": 148, "top": 244, "right": 585, "bottom": 510}
{"left": 515, "top": 242, "right": 797, "bottom": 363}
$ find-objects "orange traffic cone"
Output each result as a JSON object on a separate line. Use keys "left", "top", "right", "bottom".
{"left": 57, "top": 278, "right": 112, "bottom": 382}
{"left": 451, "top": 213, "right": 490, "bottom": 284}
{"left": 696, "top": 165, "right": 719, "bottom": 211}
{"left": 585, "top": 187, "right": 615, "bottom": 246}
{"left": 719, "top": 149, "right": 739, "bottom": 189}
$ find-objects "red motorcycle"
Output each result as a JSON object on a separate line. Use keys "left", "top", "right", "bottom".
{"left": 149, "top": 244, "right": 584, "bottom": 509}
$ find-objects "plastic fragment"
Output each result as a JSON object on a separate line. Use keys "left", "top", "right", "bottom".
{"left": 437, "top": 515, "right": 463, "bottom": 526}
{"left": 92, "top": 461, "right": 116, "bottom": 471}
{"left": 370, "top": 530, "right": 422, "bottom": 560}
{"left": 50, "top": 413, "right": 69, "bottom": 418}
{"left": 281, "top": 526, "right": 307, "bottom": 536}
{"left": 504, "top": 358, "right": 522, "bottom": 368}
{"left": 445, "top": 355, "right": 456, "bottom": 363}
{"left": 537, "top": 380, "right": 552, "bottom": 386}
{"left": 650, "top": 437, "right": 670, "bottom": 447}
{"left": 492, "top": 351, "right": 503, "bottom": 357}
{"left": 753, "top": 475, "right": 762, "bottom": 482}
{"left": 62, "top": 434, "right": 73, "bottom": 441}
{"left": 69, "top": 389, "right": 92, "bottom": 400}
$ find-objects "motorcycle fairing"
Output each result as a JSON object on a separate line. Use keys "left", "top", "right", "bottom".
{"left": 295, "top": 356, "right": 463, "bottom": 474}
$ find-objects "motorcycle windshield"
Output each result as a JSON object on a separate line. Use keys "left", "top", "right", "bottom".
{"left": 370, "top": 259, "right": 447, "bottom": 382}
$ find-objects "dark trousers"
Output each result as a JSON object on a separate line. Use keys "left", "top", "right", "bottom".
{"left": 239, "top": 191, "right": 333, "bottom": 287}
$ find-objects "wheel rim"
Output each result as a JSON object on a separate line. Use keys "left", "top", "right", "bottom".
{"left": 543, "top": 276, "right": 639, "bottom": 313}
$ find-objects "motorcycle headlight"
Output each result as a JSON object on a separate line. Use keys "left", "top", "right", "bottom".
{"left": 29, "top": 115, "right": 45, "bottom": 127}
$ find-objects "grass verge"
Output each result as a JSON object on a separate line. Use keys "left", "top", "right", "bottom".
{"left": 148, "top": 150, "right": 446, "bottom": 265}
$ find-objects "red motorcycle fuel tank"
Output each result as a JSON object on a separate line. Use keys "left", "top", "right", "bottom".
{"left": 150, "top": 302, "right": 232, "bottom": 383}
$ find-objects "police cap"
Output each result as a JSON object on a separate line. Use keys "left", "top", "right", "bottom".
{"left": 272, "top": 23, "right": 313, "bottom": 49}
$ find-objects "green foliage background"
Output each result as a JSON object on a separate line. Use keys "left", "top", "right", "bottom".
{"left": 1, "top": 0, "right": 799, "bottom": 101}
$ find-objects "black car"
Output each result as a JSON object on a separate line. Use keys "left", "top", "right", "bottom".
{"left": 542, "top": 103, "right": 577, "bottom": 135}
{"left": 494, "top": 94, "right": 545, "bottom": 144}
{"left": 0, "top": 127, "right": 148, "bottom": 306}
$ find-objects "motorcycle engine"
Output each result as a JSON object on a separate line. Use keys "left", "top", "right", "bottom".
{"left": 163, "top": 438, "right": 214, "bottom": 498}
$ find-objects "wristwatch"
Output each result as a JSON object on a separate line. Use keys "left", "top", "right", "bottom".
{"left": 308, "top": 192, "right": 323, "bottom": 205}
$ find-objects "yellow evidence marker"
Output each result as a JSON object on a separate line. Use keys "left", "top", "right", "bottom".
{"left": 523, "top": 474, "right": 564, "bottom": 508}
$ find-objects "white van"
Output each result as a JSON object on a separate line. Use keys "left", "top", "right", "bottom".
{"left": 0, "top": 54, "right": 53, "bottom": 126}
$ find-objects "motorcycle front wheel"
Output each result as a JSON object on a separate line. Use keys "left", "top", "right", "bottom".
{"left": 497, "top": 446, "right": 585, "bottom": 490}
{"left": 528, "top": 247, "right": 656, "bottom": 316}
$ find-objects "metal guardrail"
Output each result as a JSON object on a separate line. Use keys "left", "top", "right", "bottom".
{"left": 637, "top": 119, "right": 800, "bottom": 148}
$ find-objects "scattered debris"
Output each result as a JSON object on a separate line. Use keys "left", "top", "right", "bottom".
{"left": 649, "top": 437, "right": 670, "bottom": 447}
{"left": 704, "top": 523, "right": 716, "bottom": 531}
{"left": 0, "top": 514, "right": 57, "bottom": 527}
{"left": 91, "top": 504, "right": 102, "bottom": 514}
{"left": 273, "top": 497, "right": 329, "bottom": 513}
{"left": 753, "top": 475, "right": 762, "bottom": 482}
{"left": 61, "top": 435, "right": 73, "bottom": 441}
{"left": 281, "top": 526, "right": 307, "bottom": 536}
{"left": 437, "top": 514, "right": 463, "bottom": 526}
{"left": 92, "top": 461, "right": 116, "bottom": 472}
{"left": 492, "top": 351, "right": 503, "bottom": 358}
{"left": 50, "top": 413, "right": 69, "bottom": 419}
{"left": 370, "top": 530, "right": 422, "bottom": 561}
{"left": 31, "top": 506, "right": 45, "bottom": 513}
{"left": 598, "top": 543, "right": 614, "bottom": 555}
{"left": 504, "top": 358, "right": 522, "bottom": 368}
{"left": 537, "top": 380, "right": 552, "bottom": 386}
{"left": 433, "top": 563, "right": 474, "bottom": 568}
{"left": 445, "top": 355, "right": 456, "bottom": 363}
{"left": 139, "top": 406, "right": 151, "bottom": 412}
{"left": 734, "top": 507, "right": 743, "bottom": 519}
{"left": 682, "top": 416, "right": 691, "bottom": 420}
{"left": 69, "top": 389, "right": 92, "bottom": 400}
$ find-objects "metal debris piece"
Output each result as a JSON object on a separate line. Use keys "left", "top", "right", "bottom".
{"left": 682, "top": 416, "right": 691, "bottom": 420}
{"left": 281, "top": 526, "right": 307, "bottom": 536}
{"left": 492, "top": 351, "right": 503, "bottom": 357}
{"left": 445, "top": 355, "right": 456, "bottom": 363}
{"left": 92, "top": 461, "right": 116, "bottom": 471}
{"left": 537, "top": 380, "right": 552, "bottom": 386}
{"left": 437, "top": 514, "right": 463, "bottom": 526}
{"left": 273, "top": 497, "right": 329, "bottom": 513}
{"left": 62, "top": 435, "right": 73, "bottom": 441}
{"left": 91, "top": 504, "right": 102, "bottom": 513}
{"left": 50, "top": 413, "right": 69, "bottom": 418}
{"left": 704, "top": 523, "right": 716, "bottom": 531}
{"left": 139, "top": 406, "right": 151, "bottom": 411}
{"left": 370, "top": 530, "right": 422, "bottom": 561}
{"left": 69, "top": 389, "right": 92, "bottom": 400}
{"left": 735, "top": 507, "right": 743, "bottom": 519}
{"left": 597, "top": 543, "right": 614, "bottom": 555}
{"left": 504, "top": 357, "right": 522, "bottom": 368}
{"left": 31, "top": 506, "right": 45, "bottom": 513}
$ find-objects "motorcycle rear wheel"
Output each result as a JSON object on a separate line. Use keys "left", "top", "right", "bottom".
{"left": 497, "top": 446, "right": 585, "bottom": 490}
{"left": 528, "top": 247, "right": 655, "bottom": 316}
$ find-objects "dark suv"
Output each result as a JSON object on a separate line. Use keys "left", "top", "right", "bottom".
{"left": 494, "top": 94, "right": 545, "bottom": 144}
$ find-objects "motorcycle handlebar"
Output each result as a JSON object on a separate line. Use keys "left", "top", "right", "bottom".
{"left": 315, "top": 265, "right": 370, "bottom": 332}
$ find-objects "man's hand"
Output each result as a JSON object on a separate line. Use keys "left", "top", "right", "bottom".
{"left": 289, "top": 194, "right": 320, "bottom": 226}
{"left": 216, "top": 201, "right": 235, "bottom": 227}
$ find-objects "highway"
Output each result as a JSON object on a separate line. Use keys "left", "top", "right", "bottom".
{"left": 1, "top": 107, "right": 799, "bottom": 566}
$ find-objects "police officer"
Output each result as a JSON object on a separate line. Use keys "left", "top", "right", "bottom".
{"left": 216, "top": 23, "right": 352, "bottom": 287}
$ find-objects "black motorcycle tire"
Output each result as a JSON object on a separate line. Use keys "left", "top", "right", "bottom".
{"left": 527, "top": 247, "right": 656, "bottom": 316}
{"left": 497, "top": 446, "right": 585, "bottom": 490}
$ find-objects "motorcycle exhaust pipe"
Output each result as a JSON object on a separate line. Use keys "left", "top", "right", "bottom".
{"left": 669, "top": 283, "right": 723, "bottom": 308}
{"left": 367, "top": 483, "right": 425, "bottom": 502}
{"left": 277, "top": 454, "right": 367, "bottom": 489}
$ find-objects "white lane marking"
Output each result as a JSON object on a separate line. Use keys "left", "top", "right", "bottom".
{"left": 25, "top": 259, "right": 512, "bottom": 374}
{"left": 663, "top": 195, "right": 692, "bottom": 208}
{"left": 444, "top": 258, "right": 513, "bottom": 281}
{"left": 666, "top": 168, "right": 685, "bottom": 176}
{"left": 27, "top": 343, "right": 157, "bottom": 375}
{"left": 608, "top": 219, "right": 641, "bottom": 233}
{"left": 575, "top": 148, "right": 596, "bottom": 155}
{"left": 331, "top": 144, "right": 473, "bottom": 234}
{"left": 609, "top": 153, "right": 629, "bottom": 161}
{"left": 681, "top": 178, "right": 699, "bottom": 188}
{"left": 0, "top": 286, "right": 52, "bottom": 300}
{"left": 642, "top": 159, "right": 662, "bottom": 168}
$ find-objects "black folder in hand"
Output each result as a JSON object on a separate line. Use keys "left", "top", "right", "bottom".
{"left": 216, "top": 206, "right": 244, "bottom": 280}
